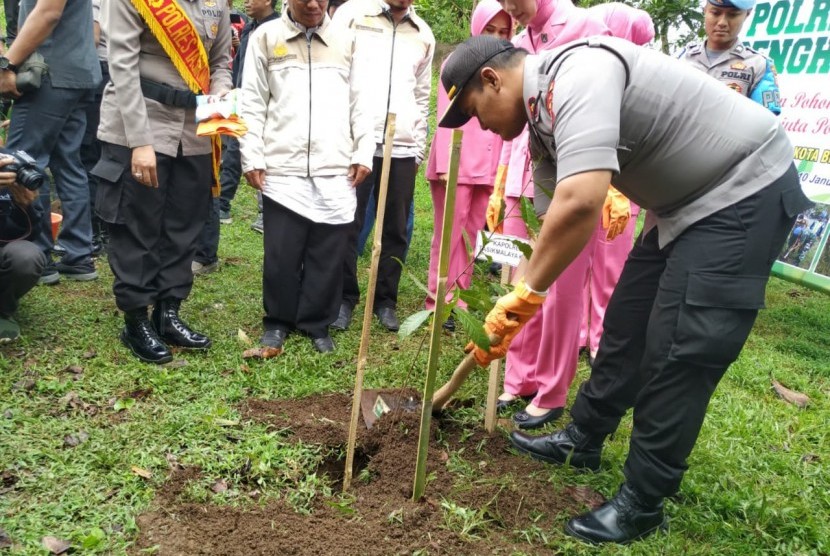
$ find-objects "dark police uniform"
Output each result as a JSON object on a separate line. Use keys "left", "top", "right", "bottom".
{"left": 527, "top": 37, "right": 811, "bottom": 500}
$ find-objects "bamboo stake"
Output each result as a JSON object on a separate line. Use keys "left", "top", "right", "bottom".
{"left": 412, "top": 129, "right": 463, "bottom": 501}
{"left": 343, "top": 114, "right": 396, "bottom": 492}
{"left": 484, "top": 263, "right": 511, "bottom": 432}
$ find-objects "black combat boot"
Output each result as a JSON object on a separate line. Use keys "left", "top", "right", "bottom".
{"left": 151, "top": 299, "right": 211, "bottom": 349}
{"left": 121, "top": 308, "right": 173, "bottom": 364}
{"left": 565, "top": 482, "right": 667, "bottom": 544}
{"left": 509, "top": 422, "right": 605, "bottom": 470}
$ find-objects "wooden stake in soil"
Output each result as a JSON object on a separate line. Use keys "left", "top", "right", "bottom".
{"left": 343, "top": 114, "right": 396, "bottom": 493}
{"left": 484, "top": 263, "right": 511, "bottom": 433}
{"left": 413, "top": 129, "right": 463, "bottom": 501}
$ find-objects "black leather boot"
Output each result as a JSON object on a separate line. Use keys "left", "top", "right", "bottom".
{"left": 565, "top": 482, "right": 666, "bottom": 544}
{"left": 509, "top": 422, "right": 605, "bottom": 470}
{"left": 151, "top": 299, "right": 212, "bottom": 349}
{"left": 121, "top": 308, "right": 173, "bottom": 364}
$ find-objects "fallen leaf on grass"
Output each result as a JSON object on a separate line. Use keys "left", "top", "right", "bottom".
{"left": 242, "top": 346, "right": 282, "bottom": 359}
{"left": 127, "top": 388, "right": 153, "bottom": 400}
{"left": 210, "top": 479, "right": 228, "bottom": 494}
{"left": 801, "top": 454, "right": 820, "bottom": 464}
{"left": 165, "top": 453, "right": 183, "bottom": 470}
{"left": 0, "top": 527, "right": 12, "bottom": 549}
{"left": 82, "top": 349, "right": 97, "bottom": 360}
{"left": 11, "top": 379, "right": 35, "bottom": 392}
{"left": 3, "top": 410, "right": 12, "bottom": 419}
{"left": 165, "top": 359, "right": 189, "bottom": 369}
{"left": 41, "top": 536, "right": 71, "bottom": 554}
{"left": 62, "top": 365, "right": 84, "bottom": 376}
{"left": 237, "top": 328, "right": 252, "bottom": 345}
{"left": 131, "top": 466, "right": 152, "bottom": 479}
{"left": 772, "top": 380, "right": 810, "bottom": 408}
{"left": 564, "top": 485, "right": 606, "bottom": 509}
{"left": 63, "top": 431, "right": 89, "bottom": 448}
{"left": 214, "top": 418, "right": 239, "bottom": 427}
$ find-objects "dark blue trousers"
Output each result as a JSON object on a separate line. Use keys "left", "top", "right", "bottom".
{"left": 6, "top": 76, "right": 94, "bottom": 265}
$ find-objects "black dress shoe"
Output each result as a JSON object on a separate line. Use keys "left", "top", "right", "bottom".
{"left": 496, "top": 393, "right": 537, "bottom": 414}
{"left": 565, "top": 483, "right": 666, "bottom": 544}
{"left": 331, "top": 303, "right": 353, "bottom": 331}
{"left": 374, "top": 306, "right": 399, "bottom": 331}
{"left": 311, "top": 336, "right": 335, "bottom": 353}
{"left": 261, "top": 329, "right": 287, "bottom": 349}
{"left": 152, "top": 299, "right": 211, "bottom": 349}
{"left": 121, "top": 309, "right": 173, "bottom": 364}
{"left": 509, "top": 422, "right": 604, "bottom": 470}
{"left": 512, "top": 406, "right": 564, "bottom": 429}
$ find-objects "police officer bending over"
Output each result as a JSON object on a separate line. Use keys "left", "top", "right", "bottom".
{"left": 438, "top": 36, "right": 811, "bottom": 544}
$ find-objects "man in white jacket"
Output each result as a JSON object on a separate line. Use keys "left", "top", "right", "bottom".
{"left": 331, "top": 0, "right": 435, "bottom": 332}
{"left": 239, "top": 0, "right": 373, "bottom": 353}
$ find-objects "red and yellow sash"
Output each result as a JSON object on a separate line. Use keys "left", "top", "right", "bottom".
{"left": 130, "top": 0, "right": 222, "bottom": 196}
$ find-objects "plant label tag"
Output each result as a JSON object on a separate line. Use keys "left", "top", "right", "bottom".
{"left": 475, "top": 232, "right": 531, "bottom": 267}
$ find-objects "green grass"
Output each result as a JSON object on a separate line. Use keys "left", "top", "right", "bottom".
{"left": 2, "top": 174, "right": 828, "bottom": 554}
{"left": 1, "top": 71, "right": 829, "bottom": 554}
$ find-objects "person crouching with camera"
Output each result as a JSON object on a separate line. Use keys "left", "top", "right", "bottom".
{"left": 0, "top": 155, "right": 47, "bottom": 343}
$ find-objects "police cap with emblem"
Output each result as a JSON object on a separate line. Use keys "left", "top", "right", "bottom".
{"left": 438, "top": 36, "right": 515, "bottom": 129}
{"left": 707, "top": 0, "right": 756, "bottom": 10}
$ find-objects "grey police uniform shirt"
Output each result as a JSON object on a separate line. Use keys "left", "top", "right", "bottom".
{"left": 97, "top": 0, "right": 232, "bottom": 158}
{"left": 18, "top": 0, "right": 101, "bottom": 89}
{"left": 679, "top": 41, "right": 769, "bottom": 98}
{"left": 527, "top": 37, "right": 794, "bottom": 248}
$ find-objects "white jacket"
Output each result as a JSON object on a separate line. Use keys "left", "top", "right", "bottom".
{"left": 332, "top": 0, "right": 434, "bottom": 161}
{"left": 239, "top": 12, "right": 374, "bottom": 177}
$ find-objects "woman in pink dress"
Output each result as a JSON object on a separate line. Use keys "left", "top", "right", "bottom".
{"left": 425, "top": 0, "right": 514, "bottom": 325}
{"left": 492, "top": 0, "right": 610, "bottom": 429}
{"left": 579, "top": 3, "right": 654, "bottom": 364}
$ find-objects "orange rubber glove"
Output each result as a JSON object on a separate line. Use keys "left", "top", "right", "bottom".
{"left": 601, "top": 186, "right": 631, "bottom": 241}
{"left": 465, "top": 279, "right": 547, "bottom": 367}
{"left": 485, "top": 164, "right": 508, "bottom": 233}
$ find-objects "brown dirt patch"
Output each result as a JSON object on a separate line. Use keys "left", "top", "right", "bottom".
{"left": 132, "top": 393, "right": 604, "bottom": 555}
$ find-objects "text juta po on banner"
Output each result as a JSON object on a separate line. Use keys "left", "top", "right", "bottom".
{"left": 746, "top": 1, "right": 830, "bottom": 197}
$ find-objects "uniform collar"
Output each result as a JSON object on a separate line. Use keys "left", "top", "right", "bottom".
{"left": 284, "top": 9, "right": 331, "bottom": 44}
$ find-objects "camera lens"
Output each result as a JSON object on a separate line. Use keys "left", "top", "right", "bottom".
{"left": 17, "top": 168, "right": 46, "bottom": 191}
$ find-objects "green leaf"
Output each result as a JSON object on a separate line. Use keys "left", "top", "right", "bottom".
{"left": 113, "top": 398, "right": 135, "bottom": 412}
{"left": 459, "top": 281, "right": 494, "bottom": 314}
{"left": 398, "top": 309, "right": 433, "bottom": 339}
{"left": 454, "top": 308, "right": 490, "bottom": 351}
{"left": 510, "top": 239, "right": 534, "bottom": 260}
{"left": 395, "top": 257, "right": 433, "bottom": 299}
{"left": 80, "top": 527, "right": 106, "bottom": 550}
{"left": 519, "top": 196, "right": 540, "bottom": 236}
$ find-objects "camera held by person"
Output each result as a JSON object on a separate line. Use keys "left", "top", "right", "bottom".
{"left": 0, "top": 154, "right": 47, "bottom": 343}
{"left": 0, "top": 147, "right": 47, "bottom": 191}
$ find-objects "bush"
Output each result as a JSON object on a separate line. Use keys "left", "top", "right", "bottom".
{"left": 416, "top": 0, "right": 474, "bottom": 44}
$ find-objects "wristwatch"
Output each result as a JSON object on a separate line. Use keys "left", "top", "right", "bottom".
{"left": 0, "top": 57, "right": 19, "bottom": 73}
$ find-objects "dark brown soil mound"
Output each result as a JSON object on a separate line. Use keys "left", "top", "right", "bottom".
{"left": 132, "top": 393, "right": 604, "bottom": 555}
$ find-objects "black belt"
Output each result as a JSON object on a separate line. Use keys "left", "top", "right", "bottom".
{"left": 140, "top": 78, "right": 197, "bottom": 108}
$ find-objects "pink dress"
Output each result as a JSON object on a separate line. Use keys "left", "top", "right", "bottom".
{"left": 425, "top": 0, "right": 512, "bottom": 310}
{"left": 502, "top": 0, "right": 610, "bottom": 410}
{"left": 579, "top": 3, "right": 654, "bottom": 358}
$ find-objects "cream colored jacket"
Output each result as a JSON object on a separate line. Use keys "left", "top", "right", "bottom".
{"left": 239, "top": 12, "right": 374, "bottom": 177}
{"left": 332, "top": 0, "right": 434, "bottom": 161}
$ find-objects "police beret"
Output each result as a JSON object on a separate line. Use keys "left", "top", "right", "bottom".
{"left": 708, "top": 0, "right": 756, "bottom": 9}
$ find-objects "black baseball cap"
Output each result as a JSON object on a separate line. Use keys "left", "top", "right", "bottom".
{"left": 438, "top": 36, "right": 516, "bottom": 129}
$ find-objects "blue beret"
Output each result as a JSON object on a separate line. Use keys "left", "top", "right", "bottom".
{"left": 708, "top": 0, "right": 756, "bottom": 9}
